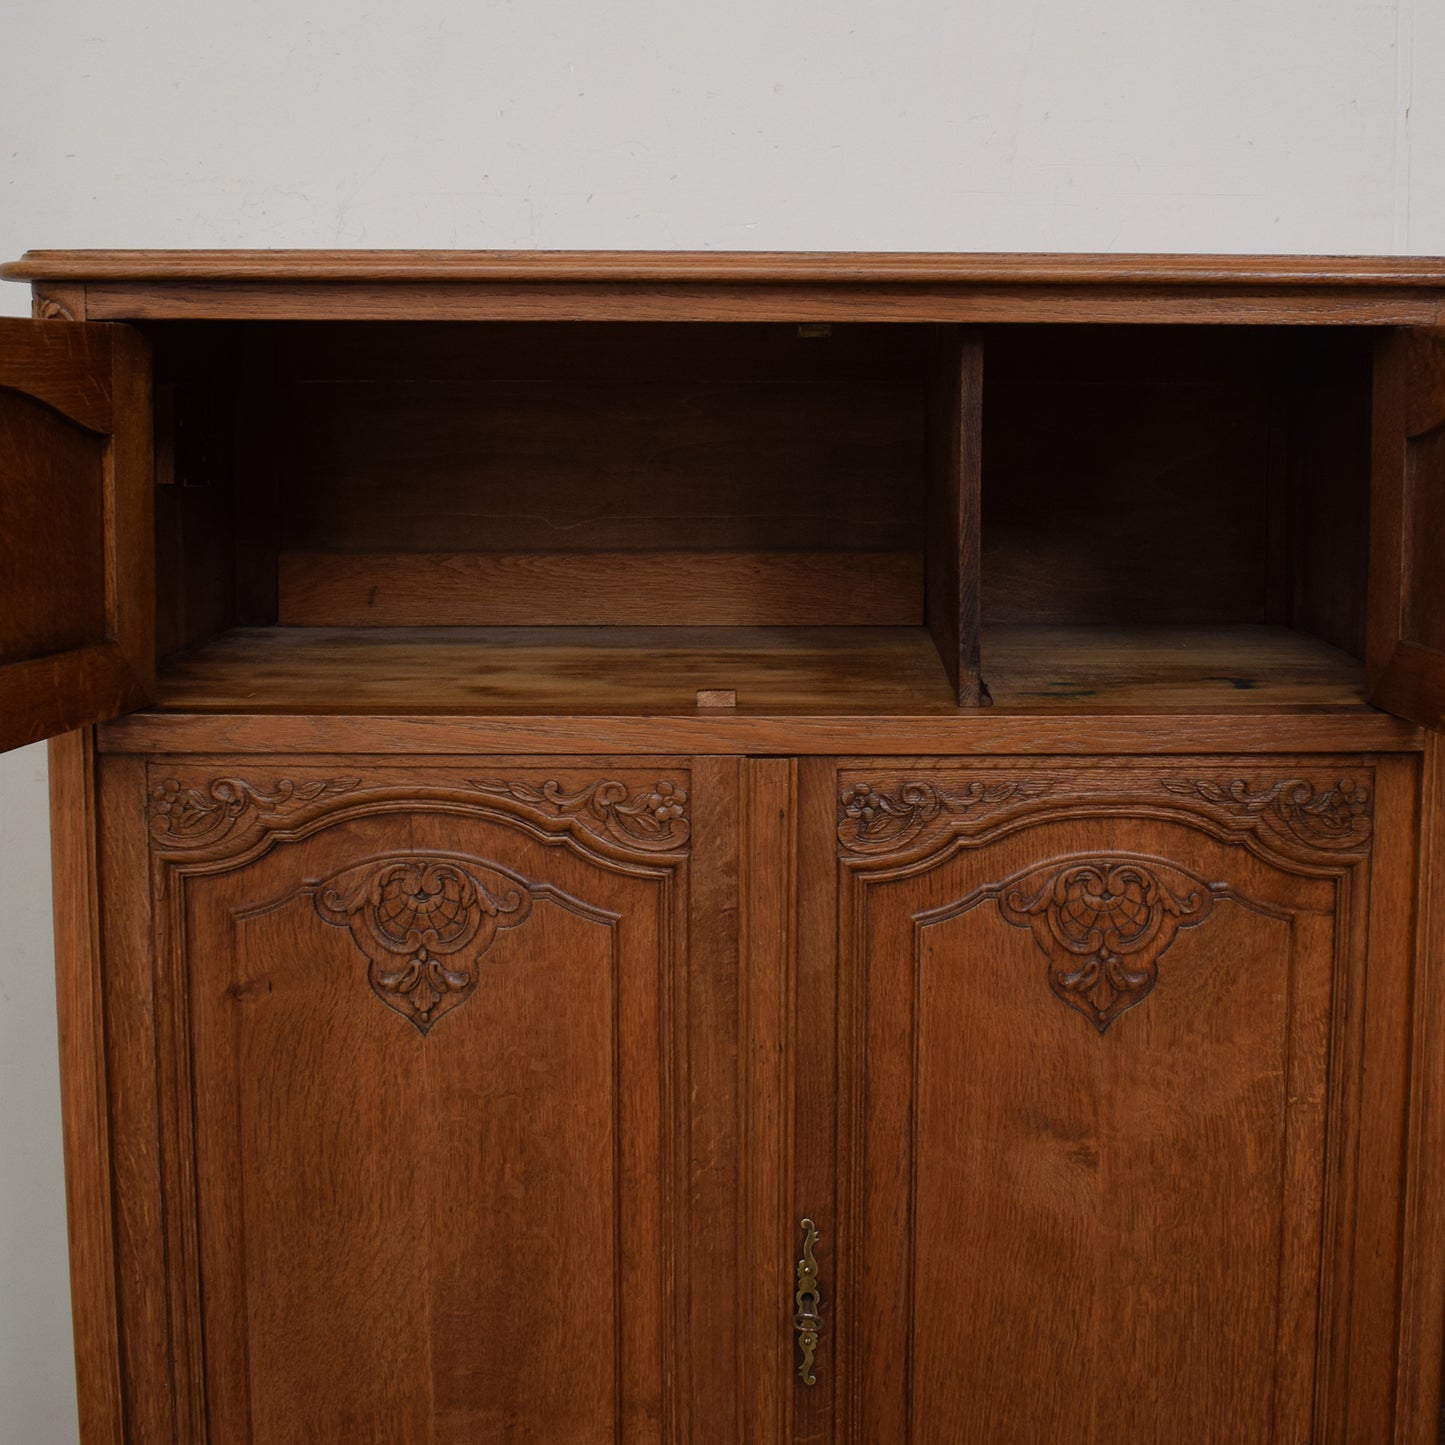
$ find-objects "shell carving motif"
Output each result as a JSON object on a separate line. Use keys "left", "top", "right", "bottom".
{"left": 315, "top": 857, "right": 533, "bottom": 1034}
{"left": 998, "top": 858, "right": 1217, "bottom": 1033}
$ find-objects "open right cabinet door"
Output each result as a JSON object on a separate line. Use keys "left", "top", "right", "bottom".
{"left": 1368, "top": 327, "right": 1445, "bottom": 728}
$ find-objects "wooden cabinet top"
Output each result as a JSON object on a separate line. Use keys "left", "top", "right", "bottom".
{"left": 9, "top": 250, "right": 1445, "bottom": 323}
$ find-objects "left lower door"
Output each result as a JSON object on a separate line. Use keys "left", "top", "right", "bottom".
{"left": 0, "top": 317, "right": 153, "bottom": 750}
{"left": 94, "top": 753, "right": 740, "bottom": 1444}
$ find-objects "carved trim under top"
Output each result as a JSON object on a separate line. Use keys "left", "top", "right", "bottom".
{"left": 837, "top": 779, "right": 1052, "bottom": 854}
{"left": 34, "top": 296, "right": 76, "bottom": 321}
{"left": 998, "top": 858, "right": 1217, "bottom": 1033}
{"left": 470, "top": 777, "right": 690, "bottom": 852}
{"left": 314, "top": 856, "right": 534, "bottom": 1034}
{"left": 149, "top": 776, "right": 362, "bottom": 848}
{"left": 1160, "top": 775, "right": 1372, "bottom": 852}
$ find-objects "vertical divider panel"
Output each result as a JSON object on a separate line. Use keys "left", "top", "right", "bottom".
{"left": 925, "top": 326, "right": 985, "bottom": 707}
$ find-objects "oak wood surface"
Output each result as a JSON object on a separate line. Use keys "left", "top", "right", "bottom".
{"left": 736, "top": 759, "right": 798, "bottom": 1445}
{"left": 123, "top": 756, "right": 736, "bottom": 1442}
{"left": 0, "top": 318, "right": 154, "bottom": 749}
{"left": 820, "top": 757, "right": 1400, "bottom": 1442}
{"left": 1368, "top": 328, "right": 1445, "bottom": 731}
{"left": 8, "top": 249, "right": 1445, "bottom": 285}
{"left": 264, "top": 329, "right": 924, "bottom": 561}
{"left": 144, "top": 622, "right": 1369, "bottom": 717}
{"left": 11, "top": 254, "right": 1445, "bottom": 1445}
{"left": 924, "top": 328, "right": 983, "bottom": 703}
{"left": 278, "top": 551, "right": 924, "bottom": 628}
{"left": 47, "top": 730, "right": 125, "bottom": 1445}
{"left": 64, "top": 281, "right": 1445, "bottom": 326}
{"left": 1396, "top": 735, "right": 1445, "bottom": 1440}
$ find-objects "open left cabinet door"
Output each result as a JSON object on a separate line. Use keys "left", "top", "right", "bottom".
{"left": 0, "top": 318, "right": 152, "bottom": 751}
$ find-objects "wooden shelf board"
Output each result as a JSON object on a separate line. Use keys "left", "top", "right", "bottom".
{"left": 152, "top": 623, "right": 1369, "bottom": 717}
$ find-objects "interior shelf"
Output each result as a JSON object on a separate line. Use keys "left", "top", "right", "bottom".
{"left": 151, "top": 624, "right": 1368, "bottom": 716}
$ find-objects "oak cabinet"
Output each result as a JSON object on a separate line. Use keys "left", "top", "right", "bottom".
{"left": 3, "top": 251, "right": 1445, "bottom": 1443}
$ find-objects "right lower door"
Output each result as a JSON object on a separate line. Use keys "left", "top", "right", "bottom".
{"left": 796, "top": 755, "right": 1417, "bottom": 1444}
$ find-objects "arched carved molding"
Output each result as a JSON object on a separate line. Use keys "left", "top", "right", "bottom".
{"left": 837, "top": 769, "right": 1375, "bottom": 877}
{"left": 469, "top": 777, "right": 690, "bottom": 854}
{"left": 1159, "top": 775, "right": 1372, "bottom": 856}
{"left": 995, "top": 856, "right": 1220, "bottom": 1032}
{"left": 149, "top": 776, "right": 362, "bottom": 849}
{"left": 148, "top": 773, "right": 691, "bottom": 874}
{"left": 837, "top": 778, "right": 1052, "bottom": 855}
{"left": 313, "top": 853, "right": 537, "bottom": 1035}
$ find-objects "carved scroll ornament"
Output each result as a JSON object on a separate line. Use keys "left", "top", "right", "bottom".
{"left": 1160, "top": 776, "right": 1371, "bottom": 852}
{"left": 315, "top": 857, "right": 533, "bottom": 1034}
{"left": 470, "top": 777, "right": 689, "bottom": 851}
{"left": 838, "top": 779, "right": 1051, "bottom": 854}
{"left": 998, "top": 858, "right": 1216, "bottom": 1033}
{"left": 149, "top": 776, "right": 361, "bottom": 848}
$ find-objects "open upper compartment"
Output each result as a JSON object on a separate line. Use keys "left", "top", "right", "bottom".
{"left": 2, "top": 250, "right": 1444, "bottom": 732}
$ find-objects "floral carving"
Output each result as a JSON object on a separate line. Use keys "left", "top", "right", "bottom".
{"left": 315, "top": 857, "right": 533, "bottom": 1034}
{"left": 838, "top": 779, "right": 1051, "bottom": 853}
{"left": 1160, "top": 776, "right": 1372, "bottom": 851}
{"left": 149, "top": 776, "right": 361, "bottom": 847}
{"left": 998, "top": 858, "right": 1216, "bottom": 1033}
{"left": 469, "top": 778, "right": 690, "bottom": 851}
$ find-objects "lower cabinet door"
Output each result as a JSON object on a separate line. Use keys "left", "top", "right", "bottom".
{"left": 797, "top": 756, "right": 1416, "bottom": 1445}
{"left": 117, "top": 756, "right": 739, "bottom": 1444}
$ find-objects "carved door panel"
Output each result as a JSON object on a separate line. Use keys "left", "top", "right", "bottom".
{"left": 0, "top": 317, "right": 153, "bottom": 750}
{"left": 127, "top": 757, "right": 738, "bottom": 1445}
{"left": 800, "top": 757, "right": 1414, "bottom": 1444}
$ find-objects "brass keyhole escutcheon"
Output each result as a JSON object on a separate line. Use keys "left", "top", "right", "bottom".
{"left": 794, "top": 1217, "right": 822, "bottom": 1386}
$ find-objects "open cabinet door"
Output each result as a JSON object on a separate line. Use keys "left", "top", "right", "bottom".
{"left": 1368, "top": 327, "right": 1445, "bottom": 728}
{"left": 0, "top": 318, "right": 152, "bottom": 751}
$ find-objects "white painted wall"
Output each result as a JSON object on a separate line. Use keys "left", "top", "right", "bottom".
{"left": 1, "top": 1, "right": 1441, "bottom": 1435}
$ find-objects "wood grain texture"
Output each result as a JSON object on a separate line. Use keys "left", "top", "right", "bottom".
{"left": 1395, "top": 736, "right": 1445, "bottom": 1442}
{"left": 137, "top": 758, "right": 721, "bottom": 1442}
{"left": 792, "top": 759, "right": 842, "bottom": 1445}
{"left": 924, "top": 327, "right": 983, "bottom": 704}
{"left": 1334, "top": 756, "right": 1418, "bottom": 1437}
{"left": 94, "top": 751, "right": 177, "bottom": 1444}
{"left": 826, "top": 758, "right": 1394, "bottom": 1442}
{"left": 47, "top": 729, "right": 125, "bottom": 1445}
{"left": 0, "top": 318, "right": 153, "bottom": 749}
{"left": 981, "top": 327, "right": 1323, "bottom": 630}
{"left": 1367, "top": 328, "right": 1445, "bottom": 729}
{"left": 144, "top": 623, "right": 1370, "bottom": 717}
{"left": 737, "top": 758, "right": 797, "bottom": 1445}
{"left": 63, "top": 280, "right": 1445, "bottom": 326}
{"left": 95, "top": 708, "right": 1422, "bottom": 759}
{"left": 278, "top": 551, "right": 924, "bottom": 628}
{"left": 8, "top": 249, "right": 1445, "bottom": 285}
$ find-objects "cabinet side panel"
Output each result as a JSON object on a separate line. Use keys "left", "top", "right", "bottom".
{"left": 48, "top": 729, "right": 124, "bottom": 1445}
{"left": 1389, "top": 742, "right": 1445, "bottom": 1444}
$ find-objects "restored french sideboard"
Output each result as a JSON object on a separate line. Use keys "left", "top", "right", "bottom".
{"left": 2, "top": 250, "right": 1445, "bottom": 1442}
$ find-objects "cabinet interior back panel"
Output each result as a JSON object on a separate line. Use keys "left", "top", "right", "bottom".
{"left": 256, "top": 322, "right": 929, "bottom": 555}
{"left": 980, "top": 326, "right": 1374, "bottom": 636}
